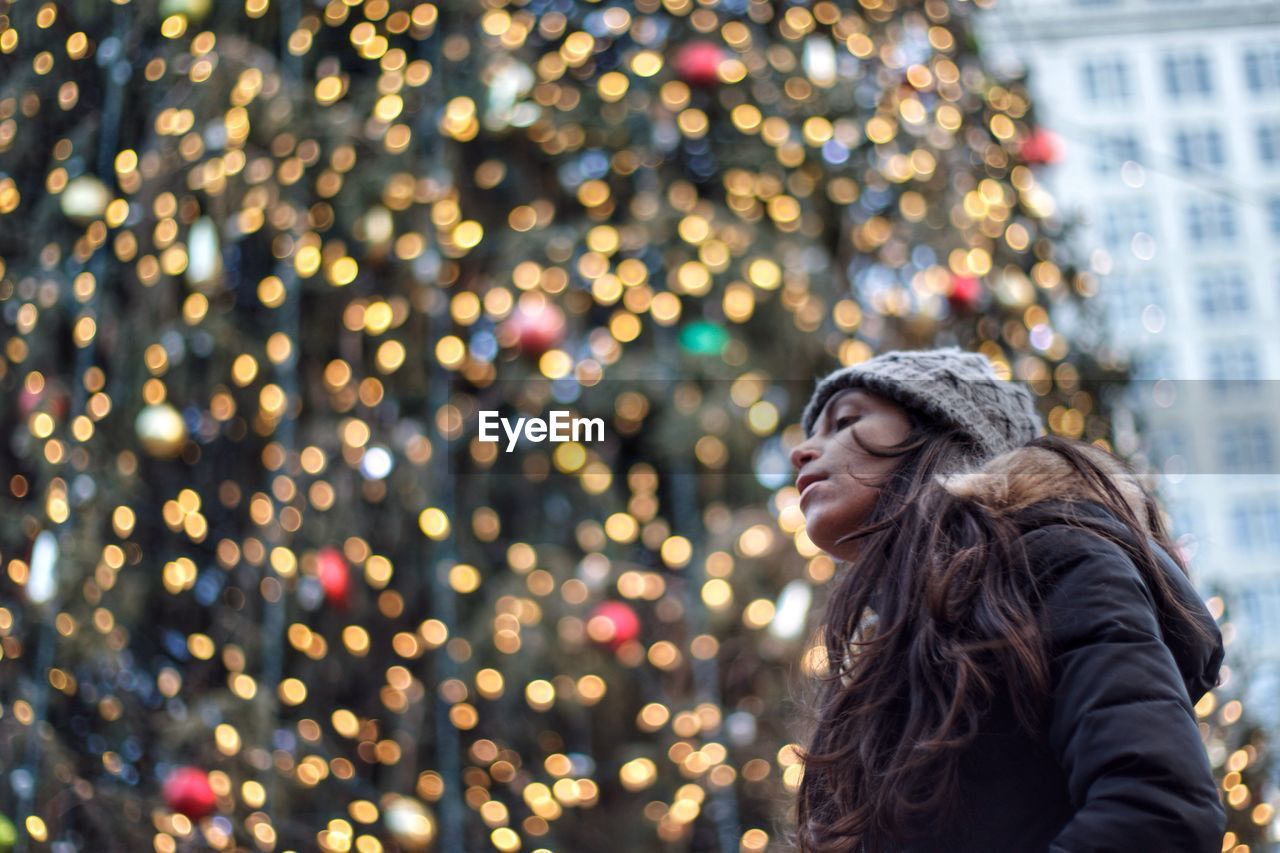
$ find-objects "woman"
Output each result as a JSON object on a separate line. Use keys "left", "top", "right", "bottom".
{"left": 787, "top": 348, "right": 1226, "bottom": 852}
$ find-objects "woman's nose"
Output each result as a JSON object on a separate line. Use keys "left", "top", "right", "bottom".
{"left": 790, "top": 439, "right": 819, "bottom": 471}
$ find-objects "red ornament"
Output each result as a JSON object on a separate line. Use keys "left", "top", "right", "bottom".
{"left": 17, "top": 386, "right": 42, "bottom": 419}
{"left": 507, "top": 301, "right": 566, "bottom": 357}
{"left": 317, "top": 547, "right": 351, "bottom": 610}
{"left": 1018, "top": 128, "right": 1063, "bottom": 166}
{"left": 18, "top": 382, "right": 69, "bottom": 420}
{"left": 948, "top": 274, "right": 982, "bottom": 312}
{"left": 588, "top": 601, "right": 640, "bottom": 651}
{"left": 163, "top": 766, "right": 216, "bottom": 820}
{"left": 674, "top": 41, "right": 725, "bottom": 87}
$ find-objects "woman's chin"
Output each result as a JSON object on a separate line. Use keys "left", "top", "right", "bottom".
{"left": 803, "top": 512, "right": 867, "bottom": 562}
{"left": 804, "top": 525, "right": 846, "bottom": 559}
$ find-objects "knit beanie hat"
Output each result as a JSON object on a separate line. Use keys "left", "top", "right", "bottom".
{"left": 800, "top": 347, "right": 1043, "bottom": 461}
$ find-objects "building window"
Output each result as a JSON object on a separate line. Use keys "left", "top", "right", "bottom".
{"left": 1093, "top": 131, "right": 1143, "bottom": 174}
{"left": 1162, "top": 51, "right": 1214, "bottom": 99}
{"left": 1106, "top": 271, "right": 1164, "bottom": 319}
{"left": 1264, "top": 195, "right": 1280, "bottom": 235}
{"left": 1237, "top": 586, "right": 1280, "bottom": 653}
{"left": 1196, "top": 269, "right": 1250, "bottom": 316}
{"left": 1207, "top": 341, "right": 1262, "bottom": 391}
{"left": 1244, "top": 46, "right": 1280, "bottom": 94}
{"left": 1174, "top": 128, "right": 1227, "bottom": 171}
{"left": 1219, "top": 424, "right": 1275, "bottom": 472}
{"left": 1230, "top": 494, "right": 1280, "bottom": 551}
{"left": 1098, "top": 200, "right": 1155, "bottom": 248}
{"left": 1258, "top": 123, "right": 1280, "bottom": 166}
{"left": 1081, "top": 57, "right": 1133, "bottom": 105}
{"left": 1185, "top": 196, "right": 1238, "bottom": 244}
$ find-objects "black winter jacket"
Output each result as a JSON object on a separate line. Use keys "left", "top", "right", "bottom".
{"left": 894, "top": 484, "right": 1226, "bottom": 852}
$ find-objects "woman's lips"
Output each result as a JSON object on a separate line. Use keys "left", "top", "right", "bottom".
{"left": 799, "top": 478, "right": 827, "bottom": 505}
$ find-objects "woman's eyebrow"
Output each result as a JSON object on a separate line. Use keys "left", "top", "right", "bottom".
{"left": 831, "top": 392, "right": 865, "bottom": 413}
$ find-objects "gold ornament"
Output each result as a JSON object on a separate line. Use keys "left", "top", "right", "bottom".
{"left": 159, "top": 0, "right": 212, "bottom": 20}
{"left": 383, "top": 795, "right": 435, "bottom": 852}
{"left": 59, "top": 175, "right": 111, "bottom": 225}
{"left": 135, "top": 403, "right": 188, "bottom": 458}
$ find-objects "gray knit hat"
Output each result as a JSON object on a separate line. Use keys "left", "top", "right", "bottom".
{"left": 801, "top": 347, "right": 1043, "bottom": 461}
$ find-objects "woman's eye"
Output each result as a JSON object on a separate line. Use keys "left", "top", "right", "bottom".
{"left": 835, "top": 415, "right": 859, "bottom": 430}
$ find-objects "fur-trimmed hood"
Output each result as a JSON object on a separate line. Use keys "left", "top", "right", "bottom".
{"left": 939, "top": 443, "right": 1153, "bottom": 537}
{"left": 937, "top": 442, "right": 1222, "bottom": 705}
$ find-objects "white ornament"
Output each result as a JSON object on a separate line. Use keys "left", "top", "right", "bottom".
{"left": 803, "top": 36, "right": 838, "bottom": 88}
{"left": 186, "top": 216, "right": 222, "bottom": 289}
{"left": 360, "top": 206, "right": 395, "bottom": 248}
{"left": 360, "top": 445, "right": 394, "bottom": 480}
{"left": 135, "top": 402, "right": 188, "bottom": 459}
{"left": 28, "top": 531, "right": 59, "bottom": 605}
{"left": 768, "top": 579, "right": 813, "bottom": 641}
{"left": 485, "top": 60, "right": 535, "bottom": 130}
{"left": 726, "top": 710, "right": 758, "bottom": 747}
{"left": 60, "top": 176, "right": 111, "bottom": 224}
{"left": 384, "top": 796, "right": 435, "bottom": 852}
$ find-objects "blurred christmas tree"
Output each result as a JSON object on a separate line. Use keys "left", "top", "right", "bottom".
{"left": 0, "top": 0, "right": 1140, "bottom": 850}
{"left": 1197, "top": 595, "right": 1280, "bottom": 851}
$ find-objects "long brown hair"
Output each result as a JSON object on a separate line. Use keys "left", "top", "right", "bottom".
{"left": 790, "top": 425, "right": 1214, "bottom": 852}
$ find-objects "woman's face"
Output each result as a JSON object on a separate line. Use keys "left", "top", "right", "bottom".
{"left": 790, "top": 389, "right": 913, "bottom": 561}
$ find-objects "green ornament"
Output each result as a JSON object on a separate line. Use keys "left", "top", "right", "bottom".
{"left": 679, "top": 321, "right": 729, "bottom": 355}
{"left": 159, "top": 0, "right": 212, "bottom": 19}
{"left": 0, "top": 814, "right": 16, "bottom": 853}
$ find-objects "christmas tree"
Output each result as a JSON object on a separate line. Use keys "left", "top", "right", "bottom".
{"left": 0, "top": 0, "right": 1146, "bottom": 850}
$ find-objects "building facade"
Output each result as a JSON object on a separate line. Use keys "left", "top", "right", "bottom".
{"left": 976, "top": 0, "right": 1280, "bottom": 724}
